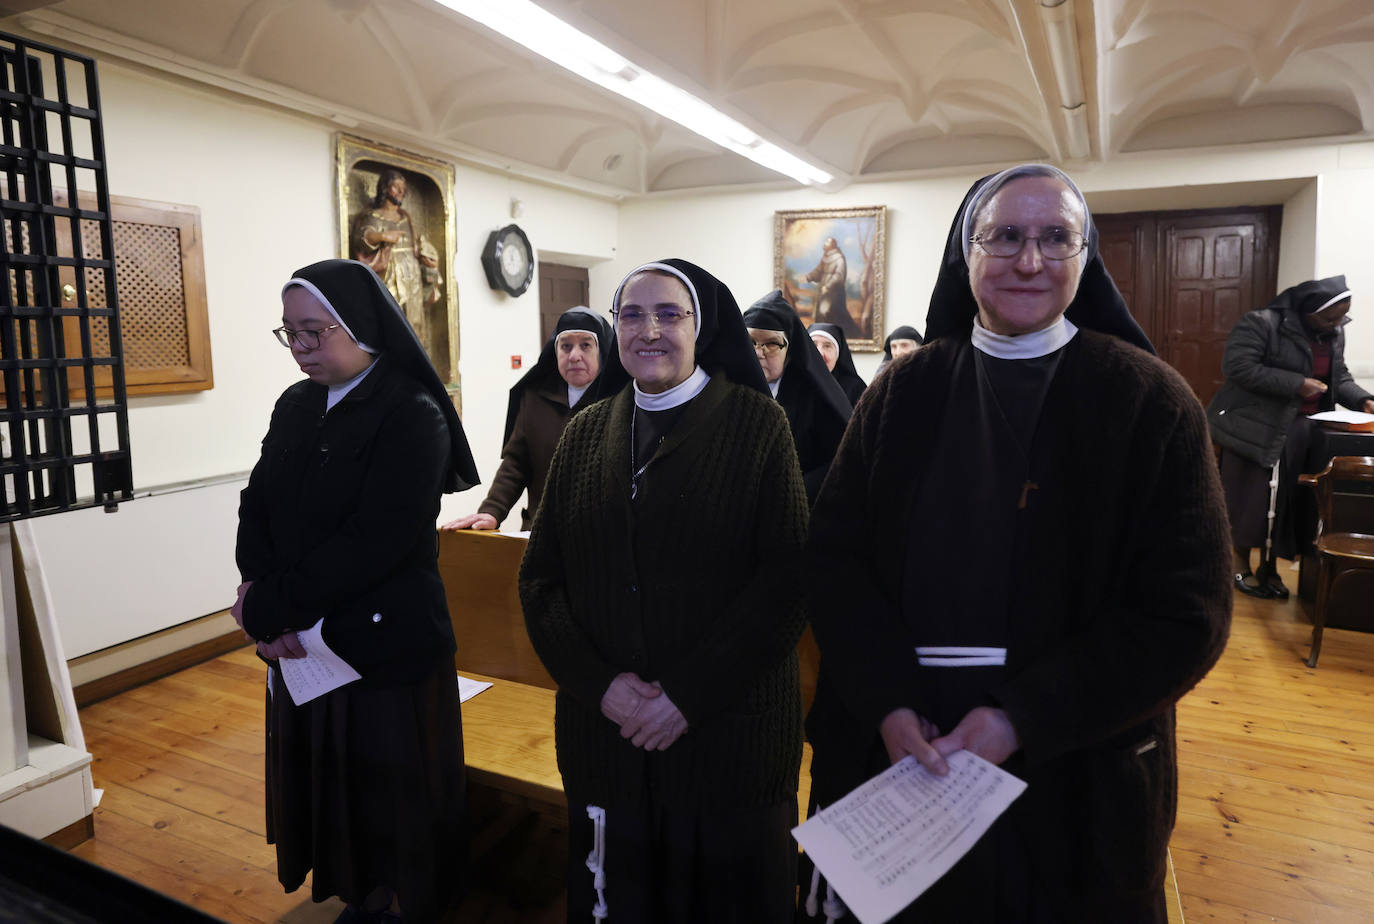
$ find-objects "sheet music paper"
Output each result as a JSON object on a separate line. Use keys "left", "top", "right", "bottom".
{"left": 793, "top": 751, "right": 1027, "bottom": 924}
{"left": 1309, "top": 409, "right": 1374, "bottom": 424}
{"left": 457, "top": 674, "right": 494, "bottom": 703}
{"left": 276, "top": 619, "right": 362, "bottom": 706}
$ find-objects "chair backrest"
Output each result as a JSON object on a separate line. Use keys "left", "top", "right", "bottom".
{"left": 1300, "top": 455, "right": 1374, "bottom": 540}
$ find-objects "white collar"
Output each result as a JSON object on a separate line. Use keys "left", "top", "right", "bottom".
{"left": 326, "top": 357, "right": 379, "bottom": 411}
{"left": 768, "top": 377, "right": 781, "bottom": 398}
{"left": 634, "top": 365, "right": 710, "bottom": 410}
{"left": 567, "top": 382, "right": 589, "bottom": 408}
{"left": 972, "top": 315, "right": 1077, "bottom": 360}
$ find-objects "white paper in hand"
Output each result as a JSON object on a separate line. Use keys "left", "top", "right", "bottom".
{"left": 276, "top": 618, "right": 362, "bottom": 706}
{"left": 793, "top": 751, "right": 1027, "bottom": 924}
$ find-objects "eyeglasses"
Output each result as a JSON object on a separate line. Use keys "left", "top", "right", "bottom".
{"left": 752, "top": 339, "right": 788, "bottom": 356}
{"left": 273, "top": 325, "right": 341, "bottom": 349}
{"left": 611, "top": 307, "right": 695, "bottom": 332}
{"left": 970, "top": 225, "right": 1086, "bottom": 261}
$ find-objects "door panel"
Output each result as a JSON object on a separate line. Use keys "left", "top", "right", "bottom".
{"left": 1095, "top": 207, "right": 1278, "bottom": 406}
{"left": 537, "top": 262, "right": 590, "bottom": 344}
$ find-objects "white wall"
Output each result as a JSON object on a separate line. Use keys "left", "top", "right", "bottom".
{"left": 93, "top": 62, "right": 618, "bottom": 498}
{"left": 591, "top": 175, "right": 972, "bottom": 384}
{"left": 441, "top": 169, "right": 617, "bottom": 527}
{"left": 604, "top": 141, "right": 1374, "bottom": 384}
{"left": 1277, "top": 179, "right": 1319, "bottom": 292}
{"left": 36, "top": 57, "right": 1374, "bottom": 654}
{"left": 34, "top": 59, "right": 618, "bottom": 652}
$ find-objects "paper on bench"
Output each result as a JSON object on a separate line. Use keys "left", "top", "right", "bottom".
{"left": 1309, "top": 409, "right": 1374, "bottom": 424}
{"left": 277, "top": 618, "right": 362, "bottom": 706}
{"left": 792, "top": 751, "right": 1026, "bottom": 924}
{"left": 457, "top": 674, "right": 494, "bottom": 703}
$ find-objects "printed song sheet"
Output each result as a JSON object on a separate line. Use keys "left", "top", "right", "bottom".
{"left": 457, "top": 674, "right": 494, "bottom": 703}
{"left": 277, "top": 619, "right": 362, "bottom": 706}
{"left": 792, "top": 751, "right": 1027, "bottom": 924}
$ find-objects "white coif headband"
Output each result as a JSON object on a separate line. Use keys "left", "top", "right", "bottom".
{"left": 809, "top": 329, "right": 839, "bottom": 351}
{"left": 555, "top": 328, "right": 600, "bottom": 349}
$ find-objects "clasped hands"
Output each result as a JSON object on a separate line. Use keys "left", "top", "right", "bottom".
{"left": 231, "top": 580, "right": 305, "bottom": 662}
{"left": 600, "top": 672, "right": 687, "bottom": 751}
{"left": 879, "top": 705, "right": 1019, "bottom": 776}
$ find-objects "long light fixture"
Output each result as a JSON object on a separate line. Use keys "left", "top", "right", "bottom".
{"left": 435, "top": 0, "right": 835, "bottom": 185}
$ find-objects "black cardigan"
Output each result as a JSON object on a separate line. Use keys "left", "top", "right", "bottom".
{"left": 519, "top": 375, "right": 809, "bottom": 811}
{"left": 806, "top": 332, "right": 1231, "bottom": 912}
{"left": 236, "top": 355, "right": 456, "bottom": 685}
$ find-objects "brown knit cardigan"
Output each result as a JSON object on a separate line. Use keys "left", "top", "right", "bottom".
{"left": 806, "top": 331, "right": 1232, "bottom": 914}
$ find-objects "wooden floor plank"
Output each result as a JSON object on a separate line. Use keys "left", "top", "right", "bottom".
{"left": 68, "top": 580, "right": 1374, "bottom": 923}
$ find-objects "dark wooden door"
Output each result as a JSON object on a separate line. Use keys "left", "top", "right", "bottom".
{"left": 1095, "top": 207, "right": 1279, "bottom": 407}
{"left": 537, "top": 262, "right": 590, "bottom": 344}
{"left": 1097, "top": 214, "right": 1159, "bottom": 346}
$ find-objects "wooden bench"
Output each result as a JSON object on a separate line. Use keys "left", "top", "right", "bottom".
{"left": 439, "top": 529, "right": 814, "bottom": 815}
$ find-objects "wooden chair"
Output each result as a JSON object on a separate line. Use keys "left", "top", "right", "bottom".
{"left": 1297, "top": 456, "right": 1374, "bottom": 667}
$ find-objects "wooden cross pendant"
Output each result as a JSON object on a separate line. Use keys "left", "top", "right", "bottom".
{"left": 1017, "top": 480, "right": 1039, "bottom": 510}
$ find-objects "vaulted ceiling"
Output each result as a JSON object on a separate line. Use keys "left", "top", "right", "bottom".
{"left": 7, "top": 0, "right": 1373, "bottom": 196}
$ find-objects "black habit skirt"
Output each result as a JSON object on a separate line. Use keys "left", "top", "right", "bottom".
{"left": 565, "top": 790, "right": 797, "bottom": 924}
{"left": 1217, "top": 416, "right": 1315, "bottom": 559}
{"left": 265, "top": 656, "right": 467, "bottom": 922}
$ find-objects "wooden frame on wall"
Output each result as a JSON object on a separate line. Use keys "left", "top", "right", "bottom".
{"left": 53, "top": 191, "right": 213, "bottom": 399}
{"left": 335, "top": 133, "right": 459, "bottom": 396}
{"left": 773, "top": 205, "right": 887, "bottom": 352}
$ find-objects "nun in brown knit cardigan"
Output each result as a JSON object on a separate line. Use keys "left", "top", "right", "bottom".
{"left": 803, "top": 165, "right": 1231, "bottom": 922}
{"left": 520, "top": 259, "right": 809, "bottom": 922}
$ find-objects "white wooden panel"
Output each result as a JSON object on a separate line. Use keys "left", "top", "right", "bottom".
{"left": 26, "top": 479, "right": 246, "bottom": 658}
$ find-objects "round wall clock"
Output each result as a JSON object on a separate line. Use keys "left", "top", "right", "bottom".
{"left": 481, "top": 224, "right": 534, "bottom": 297}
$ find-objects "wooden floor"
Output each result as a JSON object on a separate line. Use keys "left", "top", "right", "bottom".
{"left": 71, "top": 580, "right": 1373, "bottom": 923}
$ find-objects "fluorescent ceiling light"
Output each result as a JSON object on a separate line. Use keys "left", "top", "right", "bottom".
{"left": 436, "top": 0, "right": 835, "bottom": 186}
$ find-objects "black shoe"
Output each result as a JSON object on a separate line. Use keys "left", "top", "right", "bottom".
{"left": 1235, "top": 571, "right": 1278, "bottom": 599}
{"left": 334, "top": 906, "right": 383, "bottom": 924}
{"left": 1254, "top": 565, "right": 1290, "bottom": 599}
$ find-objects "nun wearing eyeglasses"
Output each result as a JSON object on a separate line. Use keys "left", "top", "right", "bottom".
{"left": 442, "top": 307, "right": 620, "bottom": 532}
{"left": 744, "top": 291, "right": 853, "bottom": 502}
{"left": 232, "top": 259, "right": 479, "bottom": 923}
{"left": 520, "top": 260, "right": 808, "bottom": 922}
{"left": 802, "top": 165, "right": 1230, "bottom": 922}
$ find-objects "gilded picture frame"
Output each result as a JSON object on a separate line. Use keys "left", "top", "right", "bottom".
{"left": 773, "top": 205, "right": 886, "bottom": 352}
{"left": 335, "top": 133, "right": 460, "bottom": 396}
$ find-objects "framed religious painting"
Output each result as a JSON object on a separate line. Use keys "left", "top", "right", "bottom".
{"left": 773, "top": 205, "right": 886, "bottom": 351}
{"left": 335, "top": 133, "right": 459, "bottom": 390}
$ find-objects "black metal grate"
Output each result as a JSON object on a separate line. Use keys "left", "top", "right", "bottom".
{"left": 0, "top": 31, "right": 132, "bottom": 520}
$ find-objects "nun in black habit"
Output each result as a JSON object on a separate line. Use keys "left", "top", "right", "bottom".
{"left": 873, "top": 325, "right": 925, "bottom": 378}
{"left": 744, "top": 291, "right": 853, "bottom": 501}
{"left": 520, "top": 260, "right": 808, "bottom": 922}
{"left": 233, "top": 258, "right": 479, "bottom": 923}
{"left": 807, "top": 321, "right": 867, "bottom": 406}
{"left": 802, "top": 165, "right": 1229, "bottom": 922}
{"left": 442, "top": 307, "right": 621, "bottom": 532}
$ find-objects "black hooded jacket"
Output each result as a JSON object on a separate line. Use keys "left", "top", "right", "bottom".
{"left": 1207, "top": 275, "right": 1371, "bottom": 467}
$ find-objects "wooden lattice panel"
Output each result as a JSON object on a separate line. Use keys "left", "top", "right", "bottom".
{"left": 82, "top": 218, "right": 189, "bottom": 369}
{"left": 56, "top": 191, "right": 212, "bottom": 398}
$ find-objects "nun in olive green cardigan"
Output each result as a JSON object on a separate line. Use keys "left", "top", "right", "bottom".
{"left": 520, "top": 259, "right": 809, "bottom": 923}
